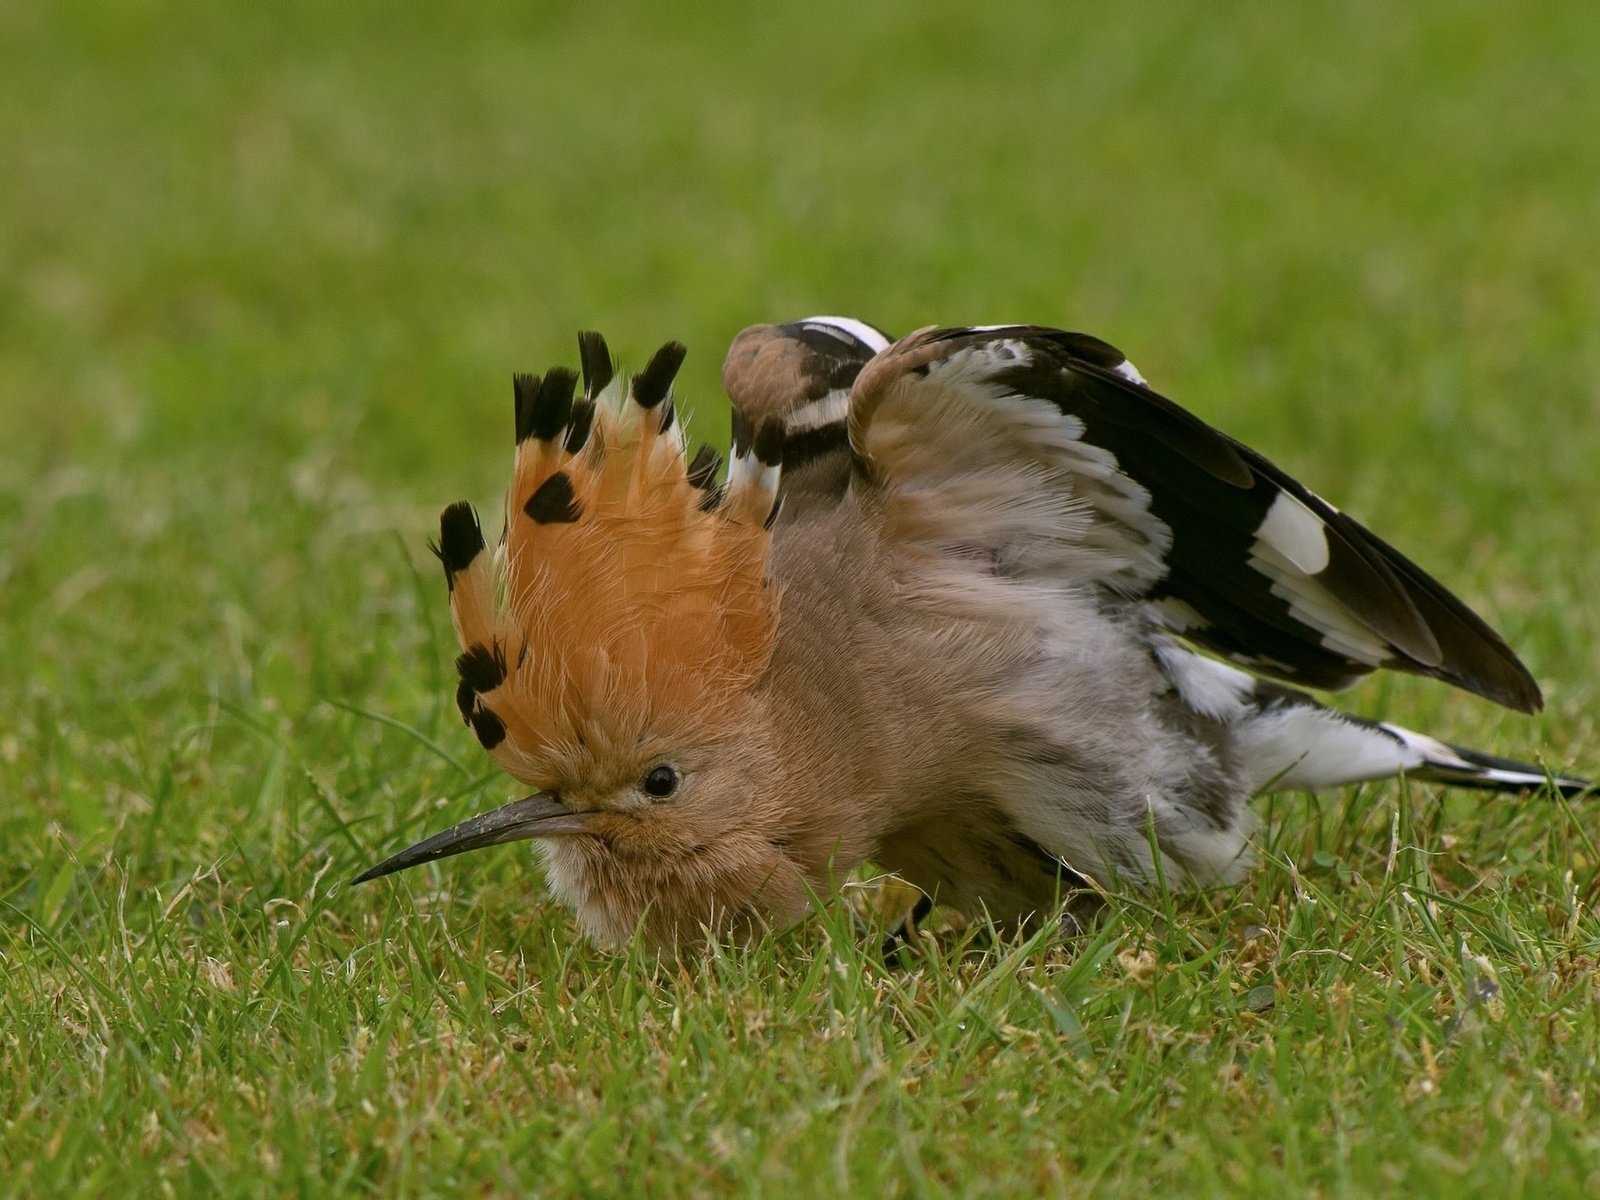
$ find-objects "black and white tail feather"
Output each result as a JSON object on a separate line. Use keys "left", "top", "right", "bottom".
{"left": 1152, "top": 639, "right": 1589, "bottom": 799}
{"left": 748, "top": 320, "right": 1588, "bottom": 810}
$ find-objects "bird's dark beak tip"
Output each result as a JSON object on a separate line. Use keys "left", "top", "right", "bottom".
{"left": 350, "top": 854, "right": 411, "bottom": 886}
{"left": 346, "top": 790, "right": 582, "bottom": 891}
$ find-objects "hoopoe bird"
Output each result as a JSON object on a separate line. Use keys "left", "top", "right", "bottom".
{"left": 356, "top": 318, "right": 1589, "bottom": 951}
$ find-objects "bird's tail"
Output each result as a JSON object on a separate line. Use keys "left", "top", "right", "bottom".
{"left": 1400, "top": 735, "right": 1592, "bottom": 799}
{"left": 1233, "top": 689, "right": 1591, "bottom": 799}
{"left": 1153, "top": 639, "right": 1589, "bottom": 799}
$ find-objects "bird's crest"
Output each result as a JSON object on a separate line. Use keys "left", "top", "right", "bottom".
{"left": 435, "top": 333, "right": 784, "bottom": 785}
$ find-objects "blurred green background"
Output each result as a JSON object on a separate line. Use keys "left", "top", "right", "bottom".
{"left": 3, "top": 2, "right": 1598, "bottom": 1195}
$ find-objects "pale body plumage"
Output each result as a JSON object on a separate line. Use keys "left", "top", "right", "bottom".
{"left": 766, "top": 448, "right": 1248, "bottom": 911}
{"left": 357, "top": 318, "right": 1588, "bottom": 950}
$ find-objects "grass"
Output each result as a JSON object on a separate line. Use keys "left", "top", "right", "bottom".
{"left": 3, "top": 1, "right": 1599, "bottom": 1194}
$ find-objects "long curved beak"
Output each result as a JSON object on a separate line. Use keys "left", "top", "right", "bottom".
{"left": 351, "top": 791, "right": 588, "bottom": 884}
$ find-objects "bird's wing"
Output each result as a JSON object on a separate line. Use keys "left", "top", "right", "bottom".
{"left": 844, "top": 324, "right": 1541, "bottom": 712}
{"left": 722, "top": 317, "right": 893, "bottom": 507}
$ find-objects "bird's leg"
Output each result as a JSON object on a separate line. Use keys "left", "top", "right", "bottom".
{"left": 880, "top": 892, "right": 935, "bottom": 965}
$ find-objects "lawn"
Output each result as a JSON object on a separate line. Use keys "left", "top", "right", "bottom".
{"left": 3, "top": 1, "right": 1599, "bottom": 1195}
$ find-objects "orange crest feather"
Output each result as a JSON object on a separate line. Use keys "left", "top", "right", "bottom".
{"left": 434, "top": 334, "right": 784, "bottom": 786}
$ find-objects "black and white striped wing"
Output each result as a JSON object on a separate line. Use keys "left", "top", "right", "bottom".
{"left": 722, "top": 317, "right": 893, "bottom": 508}
{"left": 846, "top": 324, "right": 1542, "bottom": 712}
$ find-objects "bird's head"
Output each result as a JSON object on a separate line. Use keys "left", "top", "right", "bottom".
{"left": 355, "top": 334, "right": 813, "bottom": 950}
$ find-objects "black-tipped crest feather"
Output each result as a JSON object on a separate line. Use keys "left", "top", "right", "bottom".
{"left": 434, "top": 502, "right": 485, "bottom": 588}
{"left": 632, "top": 341, "right": 687, "bottom": 409}
{"left": 513, "top": 373, "right": 542, "bottom": 443}
{"left": 577, "top": 331, "right": 614, "bottom": 398}
{"left": 527, "top": 369, "right": 577, "bottom": 441}
{"left": 686, "top": 444, "right": 721, "bottom": 490}
{"left": 564, "top": 399, "right": 597, "bottom": 454}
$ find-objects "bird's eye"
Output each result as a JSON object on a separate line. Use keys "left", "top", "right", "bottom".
{"left": 642, "top": 765, "right": 680, "bottom": 799}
